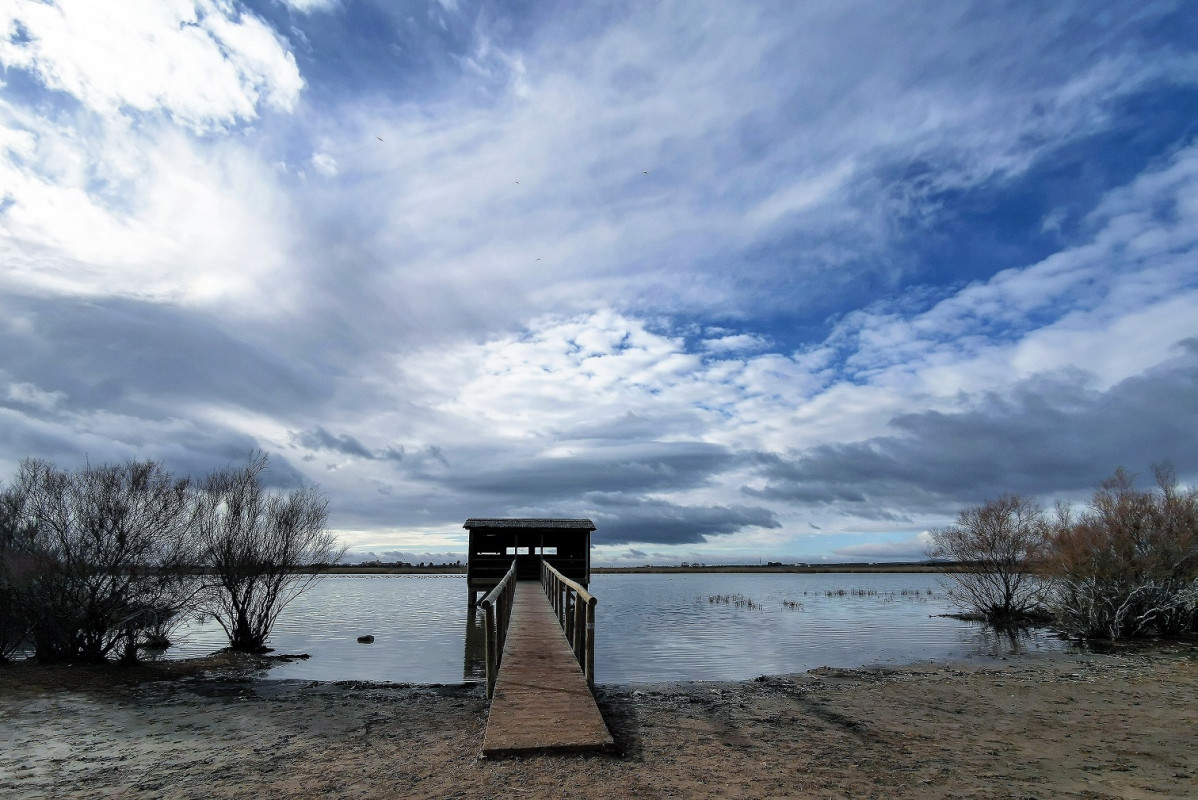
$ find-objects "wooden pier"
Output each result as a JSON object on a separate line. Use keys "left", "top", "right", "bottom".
{"left": 479, "top": 573, "right": 613, "bottom": 756}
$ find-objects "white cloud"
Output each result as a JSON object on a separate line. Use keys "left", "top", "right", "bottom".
{"left": 0, "top": 2, "right": 308, "bottom": 307}
{"left": 746, "top": 160, "right": 857, "bottom": 230}
{"left": 1, "top": 1, "right": 1195, "bottom": 560}
{"left": 702, "top": 333, "right": 770, "bottom": 353}
{"left": 278, "top": 0, "right": 340, "bottom": 14}
{"left": 310, "top": 151, "right": 338, "bottom": 176}
{"left": 826, "top": 142, "right": 1198, "bottom": 397}
{"left": 300, "top": 1, "right": 1198, "bottom": 346}
{"left": 0, "top": 117, "right": 298, "bottom": 307}
{"left": 3, "top": 377, "right": 66, "bottom": 410}
{"left": 0, "top": 0, "right": 303, "bottom": 133}
{"left": 391, "top": 133, "right": 1198, "bottom": 462}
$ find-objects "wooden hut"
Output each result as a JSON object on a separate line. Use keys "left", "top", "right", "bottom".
{"left": 464, "top": 518, "right": 595, "bottom": 606}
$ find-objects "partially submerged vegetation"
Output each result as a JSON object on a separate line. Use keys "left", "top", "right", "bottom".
{"left": 4, "top": 450, "right": 1193, "bottom": 671}
{"left": 705, "top": 593, "right": 763, "bottom": 610}
{"left": 927, "top": 493, "right": 1051, "bottom": 625}
{"left": 0, "top": 453, "right": 343, "bottom": 664}
{"left": 930, "top": 464, "right": 1198, "bottom": 641}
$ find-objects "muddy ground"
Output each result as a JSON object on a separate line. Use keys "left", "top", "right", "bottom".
{"left": 1, "top": 644, "right": 1195, "bottom": 799}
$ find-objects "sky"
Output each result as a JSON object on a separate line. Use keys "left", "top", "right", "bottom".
{"left": 1, "top": 1, "right": 1196, "bottom": 566}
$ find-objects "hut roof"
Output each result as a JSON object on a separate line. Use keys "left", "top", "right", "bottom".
{"left": 464, "top": 517, "right": 595, "bottom": 531}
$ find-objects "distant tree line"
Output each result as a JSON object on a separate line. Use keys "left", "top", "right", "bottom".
{"left": 929, "top": 464, "right": 1198, "bottom": 640}
{"left": 352, "top": 559, "right": 463, "bottom": 568}
{"left": 0, "top": 453, "right": 344, "bottom": 664}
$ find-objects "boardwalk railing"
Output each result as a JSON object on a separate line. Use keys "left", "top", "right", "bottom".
{"left": 540, "top": 560, "right": 597, "bottom": 688}
{"left": 478, "top": 559, "right": 518, "bottom": 698}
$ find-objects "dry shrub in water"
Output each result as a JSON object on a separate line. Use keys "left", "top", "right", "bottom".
{"left": 3, "top": 459, "right": 198, "bottom": 663}
{"left": 1046, "top": 466, "right": 1198, "bottom": 640}
{"left": 195, "top": 453, "right": 345, "bottom": 653}
{"left": 0, "top": 483, "right": 38, "bottom": 661}
{"left": 927, "top": 494, "right": 1050, "bottom": 624}
{"left": 1, "top": 452, "right": 344, "bottom": 663}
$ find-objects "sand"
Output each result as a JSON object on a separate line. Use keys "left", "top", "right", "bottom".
{"left": 1, "top": 643, "right": 1195, "bottom": 799}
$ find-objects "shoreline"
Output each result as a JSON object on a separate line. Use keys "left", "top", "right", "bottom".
{"left": 1, "top": 634, "right": 1187, "bottom": 696}
{"left": 2, "top": 643, "right": 1195, "bottom": 799}
{"left": 320, "top": 562, "right": 961, "bottom": 575}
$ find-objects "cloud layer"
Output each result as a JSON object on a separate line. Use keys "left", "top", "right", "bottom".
{"left": 2, "top": 1, "right": 1196, "bottom": 562}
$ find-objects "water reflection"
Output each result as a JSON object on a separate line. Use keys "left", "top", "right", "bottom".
{"left": 964, "top": 622, "right": 1067, "bottom": 658}
{"left": 462, "top": 607, "right": 486, "bottom": 681}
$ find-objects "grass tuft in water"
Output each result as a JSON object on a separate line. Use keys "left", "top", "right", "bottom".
{"left": 821, "top": 587, "right": 937, "bottom": 602}
{"left": 704, "top": 593, "right": 763, "bottom": 611}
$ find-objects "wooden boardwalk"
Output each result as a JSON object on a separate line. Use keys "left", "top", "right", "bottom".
{"left": 481, "top": 581, "right": 614, "bottom": 757}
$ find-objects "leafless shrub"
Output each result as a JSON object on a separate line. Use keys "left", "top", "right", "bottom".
{"left": 12, "top": 458, "right": 199, "bottom": 663}
{"left": 1045, "top": 466, "right": 1198, "bottom": 640}
{"left": 927, "top": 494, "right": 1050, "bottom": 624}
{"left": 195, "top": 453, "right": 344, "bottom": 652}
{"left": 0, "top": 481, "right": 38, "bottom": 660}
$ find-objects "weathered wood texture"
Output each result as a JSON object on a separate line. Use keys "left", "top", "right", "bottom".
{"left": 481, "top": 581, "right": 613, "bottom": 757}
{"left": 479, "top": 560, "right": 518, "bottom": 698}
{"left": 541, "top": 560, "right": 596, "bottom": 687}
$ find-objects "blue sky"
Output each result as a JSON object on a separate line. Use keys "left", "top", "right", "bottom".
{"left": 1, "top": 0, "right": 1196, "bottom": 565}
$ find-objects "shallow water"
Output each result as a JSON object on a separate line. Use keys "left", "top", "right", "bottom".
{"left": 163, "top": 572, "right": 1073, "bottom": 684}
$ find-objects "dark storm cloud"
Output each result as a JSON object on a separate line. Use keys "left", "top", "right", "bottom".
{"left": 293, "top": 426, "right": 375, "bottom": 459}
{"left": 0, "top": 408, "right": 308, "bottom": 491}
{"left": 748, "top": 340, "right": 1198, "bottom": 513}
{"left": 440, "top": 441, "right": 739, "bottom": 500}
{"left": 0, "top": 292, "right": 318, "bottom": 488}
{"left": 584, "top": 493, "right": 779, "bottom": 545}
{"left": 288, "top": 427, "right": 408, "bottom": 463}
{"left": 325, "top": 440, "right": 757, "bottom": 536}
{"left": 0, "top": 294, "right": 332, "bottom": 418}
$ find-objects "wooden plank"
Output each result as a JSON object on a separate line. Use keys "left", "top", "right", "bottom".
{"left": 481, "top": 582, "right": 614, "bottom": 757}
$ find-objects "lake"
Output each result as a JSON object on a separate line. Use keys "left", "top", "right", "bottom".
{"left": 164, "top": 573, "right": 1074, "bottom": 684}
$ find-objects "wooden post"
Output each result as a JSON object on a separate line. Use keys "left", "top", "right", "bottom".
{"left": 558, "top": 581, "right": 566, "bottom": 627}
{"left": 539, "top": 560, "right": 598, "bottom": 688}
{"left": 585, "top": 596, "right": 596, "bottom": 688}
{"left": 482, "top": 599, "right": 497, "bottom": 697}
{"left": 479, "top": 559, "right": 518, "bottom": 699}
{"left": 573, "top": 591, "right": 585, "bottom": 661}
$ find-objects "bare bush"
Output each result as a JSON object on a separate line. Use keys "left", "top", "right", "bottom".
{"left": 0, "top": 482, "right": 38, "bottom": 660}
{"left": 14, "top": 459, "right": 200, "bottom": 663}
{"left": 1045, "top": 466, "right": 1198, "bottom": 640}
{"left": 195, "top": 454, "right": 344, "bottom": 652}
{"left": 928, "top": 494, "right": 1050, "bottom": 624}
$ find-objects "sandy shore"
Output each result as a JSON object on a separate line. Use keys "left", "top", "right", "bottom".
{"left": 2, "top": 643, "right": 1195, "bottom": 799}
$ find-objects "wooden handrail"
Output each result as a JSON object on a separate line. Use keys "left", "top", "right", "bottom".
{"left": 478, "top": 559, "right": 518, "bottom": 698}
{"left": 540, "top": 560, "right": 597, "bottom": 688}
